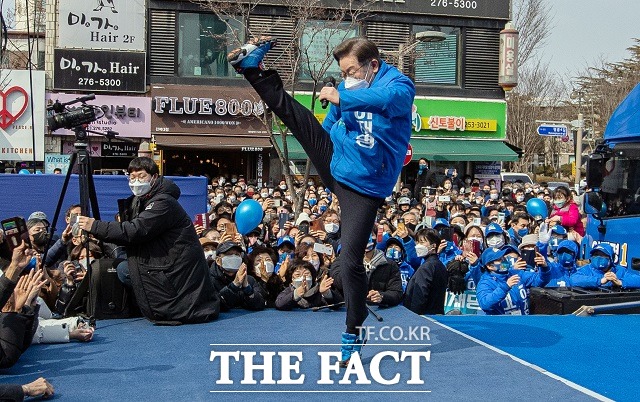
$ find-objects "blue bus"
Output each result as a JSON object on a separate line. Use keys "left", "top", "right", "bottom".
{"left": 583, "top": 82, "right": 640, "bottom": 271}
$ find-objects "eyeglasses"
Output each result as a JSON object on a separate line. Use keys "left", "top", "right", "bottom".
{"left": 340, "top": 61, "right": 369, "bottom": 79}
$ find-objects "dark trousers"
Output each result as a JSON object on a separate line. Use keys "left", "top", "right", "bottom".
{"left": 246, "top": 69, "right": 382, "bottom": 333}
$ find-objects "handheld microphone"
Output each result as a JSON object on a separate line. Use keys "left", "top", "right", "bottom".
{"left": 321, "top": 76, "right": 336, "bottom": 109}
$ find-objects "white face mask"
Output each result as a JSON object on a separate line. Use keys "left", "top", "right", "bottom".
{"left": 486, "top": 235, "right": 505, "bottom": 249}
{"left": 204, "top": 250, "right": 215, "bottom": 261}
{"left": 344, "top": 76, "right": 370, "bottom": 90}
{"left": 309, "top": 259, "right": 320, "bottom": 270}
{"left": 129, "top": 178, "right": 152, "bottom": 197}
{"left": 79, "top": 258, "right": 94, "bottom": 270}
{"left": 489, "top": 193, "right": 498, "bottom": 200}
{"left": 324, "top": 223, "right": 339, "bottom": 234}
{"left": 516, "top": 195, "right": 525, "bottom": 202}
{"left": 292, "top": 276, "right": 313, "bottom": 289}
{"left": 260, "top": 192, "right": 269, "bottom": 198}
{"left": 415, "top": 244, "right": 429, "bottom": 257}
{"left": 344, "top": 63, "right": 372, "bottom": 90}
{"left": 263, "top": 261, "right": 275, "bottom": 275}
{"left": 220, "top": 254, "right": 243, "bottom": 272}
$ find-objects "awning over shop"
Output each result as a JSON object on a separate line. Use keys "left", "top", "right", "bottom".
{"left": 410, "top": 138, "right": 520, "bottom": 162}
{"left": 275, "top": 136, "right": 519, "bottom": 162}
{"left": 154, "top": 135, "right": 272, "bottom": 151}
{"left": 274, "top": 136, "right": 307, "bottom": 160}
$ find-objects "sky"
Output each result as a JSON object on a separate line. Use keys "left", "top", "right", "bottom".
{"left": 539, "top": 0, "right": 639, "bottom": 79}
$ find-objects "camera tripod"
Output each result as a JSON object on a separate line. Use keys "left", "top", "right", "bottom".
{"left": 39, "top": 127, "right": 101, "bottom": 321}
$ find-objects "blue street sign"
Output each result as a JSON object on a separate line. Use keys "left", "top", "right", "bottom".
{"left": 537, "top": 124, "right": 568, "bottom": 136}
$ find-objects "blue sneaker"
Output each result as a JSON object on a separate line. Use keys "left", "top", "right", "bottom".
{"left": 340, "top": 330, "right": 367, "bottom": 367}
{"left": 227, "top": 37, "right": 277, "bottom": 73}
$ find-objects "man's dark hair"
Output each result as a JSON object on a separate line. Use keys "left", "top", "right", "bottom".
{"left": 414, "top": 228, "right": 442, "bottom": 251}
{"left": 333, "top": 37, "right": 380, "bottom": 64}
{"left": 511, "top": 211, "right": 530, "bottom": 225}
{"left": 127, "top": 157, "right": 159, "bottom": 175}
{"left": 65, "top": 203, "right": 81, "bottom": 218}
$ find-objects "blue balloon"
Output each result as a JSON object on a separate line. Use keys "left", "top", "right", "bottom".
{"left": 235, "top": 199, "right": 264, "bottom": 235}
{"left": 526, "top": 198, "right": 548, "bottom": 220}
{"left": 18, "top": 169, "right": 31, "bottom": 174}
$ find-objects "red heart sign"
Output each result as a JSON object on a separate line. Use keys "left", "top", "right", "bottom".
{"left": 0, "top": 86, "right": 29, "bottom": 130}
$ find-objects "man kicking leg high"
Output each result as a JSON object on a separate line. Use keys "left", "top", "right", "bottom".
{"left": 228, "top": 36, "right": 415, "bottom": 366}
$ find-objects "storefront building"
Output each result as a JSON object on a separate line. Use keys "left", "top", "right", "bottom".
{"left": 150, "top": 84, "right": 271, "bottom": 186}
{"left": 35, "top": 0, "right": 515, "bottom": 184}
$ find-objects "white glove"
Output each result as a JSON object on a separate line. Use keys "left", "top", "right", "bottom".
{"left": 538, "top": 222, "right": 552, "bottom": 244}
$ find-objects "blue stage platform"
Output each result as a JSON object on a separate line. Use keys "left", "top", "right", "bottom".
{"left": 0, "top": 306, "right": 629, "bottom": 401}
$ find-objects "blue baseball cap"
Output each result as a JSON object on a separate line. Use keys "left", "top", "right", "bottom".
{"left": 481, "top": 248, "right": 507, "bottom": 267}
{"left": 484, "top": 222, "right": 503, "bottom": 237}
{"left": 500, "top": 244, "right": 520, "bottom": 256}
{"left": 557, "top": 240, "right": 578, "bottom": 255}
{"left": 433, "top": 218, "right": 449, "bottom": 229}
{"left": 590, "top": 243, "right": 614, "bottom": 259}
{"left": 551, "top": 225, "right": 567, "bottom": 236}
{"left": 384, "top": 236, "right": 404, "bottom": 251}
{"left": 277, "top": 235, "right": 295, "bottom": 248}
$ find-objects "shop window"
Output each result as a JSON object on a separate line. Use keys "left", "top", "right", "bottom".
{"left": 178, "top": 13, "right": 244, "bottom": 78}
{"left": 299, "top": 20, "right": 359, "bottom": 81}
{"left": 412, "top": 26, "right": 460, "bottom": 86}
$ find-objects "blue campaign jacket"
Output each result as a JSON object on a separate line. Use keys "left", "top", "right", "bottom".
{"left": 438, "top": 241, "right": 462, "bottom": 267}
{"left": 476, "top": 267, "right": 550, "bottom": 315}
{"left": 545, "top": 261, "right": 578, "bottom": 287}
{"left": 571, "top": 264, "right": 640, "bottom": 289}
{"left": 398, "top": 260, "right": 415, "bottom": 292}
{"left": 322, "top": 61, "right": 415, "bottom": 198}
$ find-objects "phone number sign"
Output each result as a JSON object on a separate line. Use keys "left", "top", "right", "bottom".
{"left": 53, "top": 49, "right": 146, "bottom": 93}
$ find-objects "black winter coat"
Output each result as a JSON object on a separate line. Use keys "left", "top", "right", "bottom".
{"left": 404, "top": 254, "right": 449, "bottom": 315}
{"left": 0, "top": 277, "right": 38, "bottom": 369}
{"left": 89, "top": 177, "right": 220, "bottom": 324}
{"left": 330, "top": 252, "right": 403, "bottom": 307}
{"left": 210, "top": 263, "right": 265, "bottom": 311}
{"left": 0, "top": 310, "right": 37, "bottom": 369}
{"left": 414, "top": 168, "right": 441, "bottom": 200}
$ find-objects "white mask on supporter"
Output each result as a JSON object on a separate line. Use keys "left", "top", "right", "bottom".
{"left": 221, "top": 255, "right": 243, "bottom": 271}
{"left": 263, "top": 261, "right": 275, "bottom": 275}
{"left": 415, "top": 244, "right": 429, "bottom": 258}
{"left": 486, "top": 235, "right": 505, "bottom": 249}
{"left": 324, "top": 223, "right": 339, "bottom": 234}
{"left": 79, "top": 258, "right": 95, "bottom": 270}
{"left": 292, "top": 276, "right": 313, "bottom": 289}
{"left": 204, "top": 251, "right": 215, "bottom": 261}
{"left": 129, "top": 179, "right": 152, "bottom": 197}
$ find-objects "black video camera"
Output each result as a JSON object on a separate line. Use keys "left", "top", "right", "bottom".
{"left": 47, "top": 94, "right": 98, "bottom": 132}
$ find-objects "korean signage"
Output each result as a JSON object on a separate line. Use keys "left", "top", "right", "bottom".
{"left": 259, "top": 0, "right": 511, "bottom": 19}
{"left": 499, "top": 24, "right": 519, "bottom": 90}
{"left": 293, "top": 94, "right": 506, "bottom": 139}
{"left": 151, "top": 85, "right": 269, "bottom": 136}
{"left": 46, "top": 93, "right": 150, "bottom": 139}
{"left": 411, "top": 97, "right": 505, "bottom": 139}
{"left": 101, "top": 142, "right": 138, "bottom": 157}
{"left": 58, "top": 0, "right": 146, "bottom": 51}
{"left": 53, "top": 49, "right": 146, "bottom": 93}
{"left": 473, "top": 161, "right": 501, "bottom": 186}
{"left": 0, "top": 70, "right": 45, "bottom": 161}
